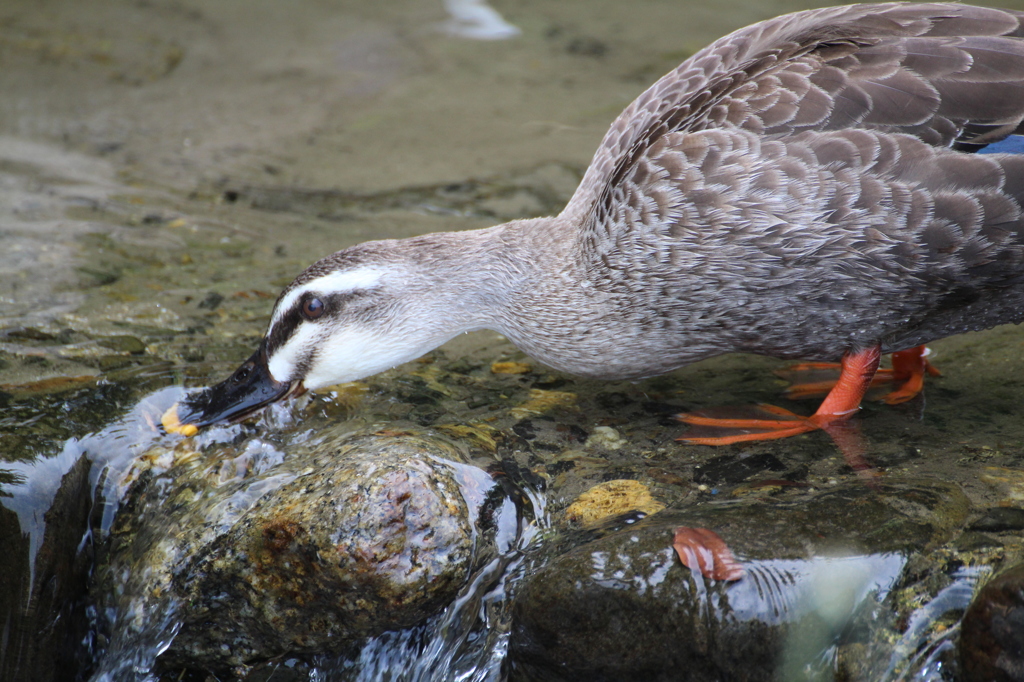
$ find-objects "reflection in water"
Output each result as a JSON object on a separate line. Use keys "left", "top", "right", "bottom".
{"left": 766, "top": 554, "right": 906, "bottom": 679}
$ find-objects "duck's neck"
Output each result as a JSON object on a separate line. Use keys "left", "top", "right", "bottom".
{"left": 438, "top": 217, "right": 626, "bottom": 371}
{"left": 395, "top": 217, "right": 699, "bottom": 381}
{"left": 390, "top": 216, "right": 573, "bottom": 339}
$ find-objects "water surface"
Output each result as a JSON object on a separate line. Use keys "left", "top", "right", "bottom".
{"left": 3, "top": 0, "right": 1024, "bottom": 680}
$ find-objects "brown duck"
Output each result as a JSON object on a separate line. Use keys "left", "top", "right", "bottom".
{"left": 164, "top": 2, "right": 1024, "bottom": 445}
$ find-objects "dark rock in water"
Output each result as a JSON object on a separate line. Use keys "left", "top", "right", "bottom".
{"left": 691, "top": 451, "right": 786, "bottom": 486}
{"left": 968, "top": 506, "right": 1024, "bottom": 532}
{"left": 508, "top": 479, "right": 968, "bottom": 682}
{"left": 959, "top": 562, "right": 1024, "bottom": 682}
{"left": 96, "top": 334, "right": 147, "bottom": 354}
{"left": 93, "top": 427, "right": 503, "bottom": 673}
{"left": 0, "top": 452, "right": 93, "bottom": 682}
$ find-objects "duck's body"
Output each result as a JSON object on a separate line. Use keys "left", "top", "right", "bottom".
{"left": 169, "top": 2, "right": 1024, "bottom": 435}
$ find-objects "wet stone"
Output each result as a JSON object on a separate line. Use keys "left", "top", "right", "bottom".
{"left": 955, "top": 531, "right": 1004, "bottom": 551}
{"left": 968, "top": 506, "right": 1024, "bottom": 532}
{"left": 960, "top": 562, "right": 1024, "bottom": 682}
{"left": 3, "top": 327, "right": 57, "bottom": 342}
{"left": 95, "top": 334, "right": 147, "bottom": 354}
{"left": 93, "top": 427, "right": 504, "bottom": 672}
{"left": 692, "top": 451, "right": 787, "bottom": 486}
{"left": 508, "top": 479, "right": 969, "bottom": 682}
{"left": 0, "top": 452, "right": 93, "bottom": 682}
{"left": 197, "top": 291, "right": 225, "bottom": 311}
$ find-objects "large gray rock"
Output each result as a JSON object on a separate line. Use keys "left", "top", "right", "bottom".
{"left": 92, "top": 427, "right": 506, "bottom": 673}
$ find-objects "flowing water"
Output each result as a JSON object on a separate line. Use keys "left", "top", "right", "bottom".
{"left": 3, "top": 0, "right": 1024, "bottom": 680}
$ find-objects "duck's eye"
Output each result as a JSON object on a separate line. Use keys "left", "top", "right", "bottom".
{"left": 301, "top": 297, "right": 325, "bottom": 320}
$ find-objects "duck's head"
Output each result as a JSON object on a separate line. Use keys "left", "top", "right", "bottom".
{"left": 162, "top": 240, "right": 482, "bottom": 434}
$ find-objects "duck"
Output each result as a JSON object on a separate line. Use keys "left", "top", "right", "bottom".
{"left": 164, "top": 2, "right": 1024, "bottom": 445}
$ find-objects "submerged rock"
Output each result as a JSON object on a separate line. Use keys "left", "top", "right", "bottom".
{"left": 960, "top": 562, "right": 1024, "bottom": 682}
{"left": 508, "top": 479, "right": 969, "bottom": 682}
{"left": 92, "top": 426, "right": 509, "bottom": 673}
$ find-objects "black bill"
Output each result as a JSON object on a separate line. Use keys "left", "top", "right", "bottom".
{"left": 168, "top": 344, "right": 297, "bottom": 431}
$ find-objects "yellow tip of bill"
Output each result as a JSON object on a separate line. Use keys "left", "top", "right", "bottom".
{"left": 161, "top": 404, "right": 198, "bottom": 437}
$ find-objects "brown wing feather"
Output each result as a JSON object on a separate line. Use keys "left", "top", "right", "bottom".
{"left": 563, "top": 2, "right": 1024, "bottom": 224}
{"left": 555, "top": 4, "right": 1024, "bottom": 362}
{"left": 573, "top": 121, "right": 1024, "bottom": 361}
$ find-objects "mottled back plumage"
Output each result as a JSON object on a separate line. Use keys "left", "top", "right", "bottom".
{"left": 506, "top": 2, "right": 1024, "bottom": 377}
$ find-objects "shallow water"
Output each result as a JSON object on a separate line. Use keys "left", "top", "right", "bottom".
{"left": 3, "top": 0, "right": 1024, "bottom": 680}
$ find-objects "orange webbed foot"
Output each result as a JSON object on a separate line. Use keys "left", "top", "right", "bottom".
{"left": 778, "top": 346, "right": 939, "bottom": 404}
{"left": 677, "top": 404, "right": 819, "bottom": 445}
{"left": 677, "top": 345, "right": 881, "bottom": 446}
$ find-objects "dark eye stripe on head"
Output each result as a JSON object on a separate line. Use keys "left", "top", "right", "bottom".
{"left": 265, "top": 307, "right": 303, "bottom": 356}
{"left": 265, "top": 290, "right": 366, "bottom": 356}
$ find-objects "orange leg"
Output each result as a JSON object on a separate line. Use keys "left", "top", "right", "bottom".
{"left": 677, "top": 345, "right": 881, "bottom": 446}
{"left": 781, "top": 345, "right": 940, "bottom": 403}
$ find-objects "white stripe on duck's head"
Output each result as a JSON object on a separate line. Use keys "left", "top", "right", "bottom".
{"left": 264, "top": 264, "right": 393, "bottom": 389}
{"left": 165, "top": 241, "right": 482, "bottom": 431}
